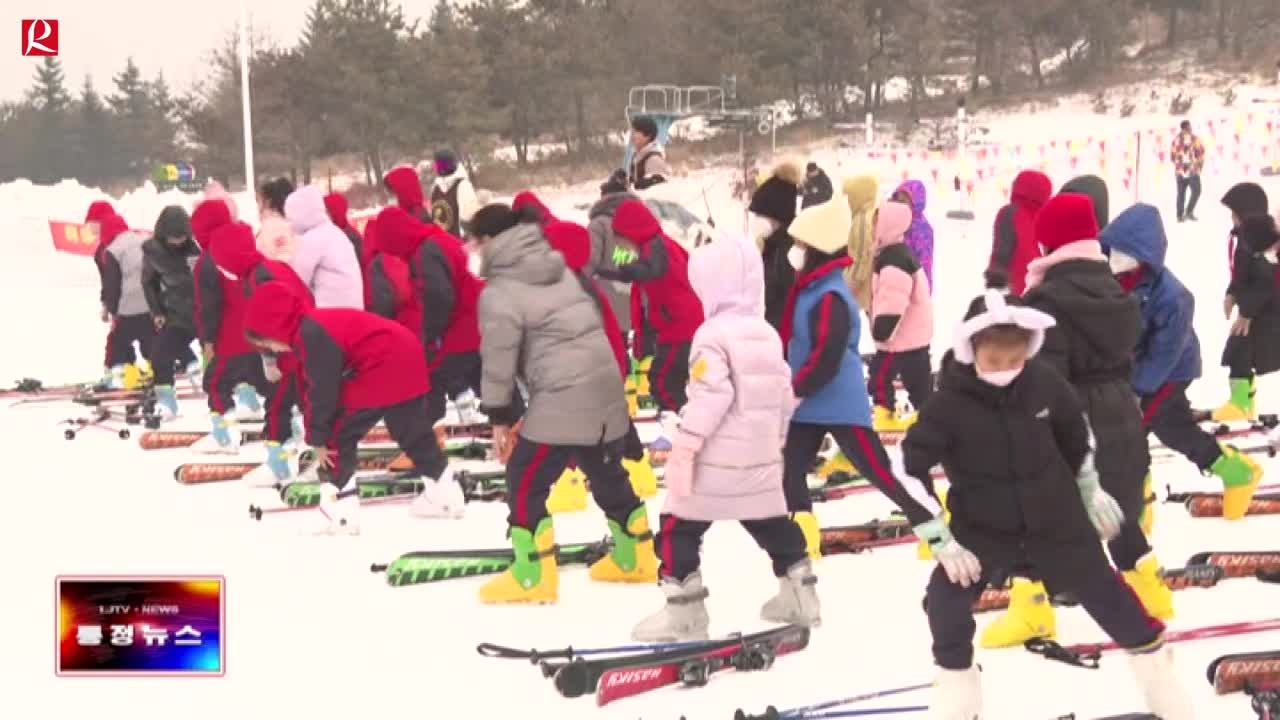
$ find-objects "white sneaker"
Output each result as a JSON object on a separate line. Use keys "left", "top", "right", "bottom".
{"left": 409, "top": 467, "right": 466, "bottom": 519}
{"left": 1129, "top": 645, "right": 1193, "bottom": 720}
{"left": 311, "top": 483, "right": 359, "bottom": 535}
{"left": 632, "top": 572, "right": 711, "bottom": 642}
{"left": 930, "top": 666, "right": 982, "bottom": 720}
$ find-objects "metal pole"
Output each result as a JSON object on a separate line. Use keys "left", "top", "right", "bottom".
{"left": 239, "top": 0, "right": 256, "bottom": 198}
{"left": 1133, "top": 130, "right": 1142, "bottom": 203}
{"left": 771, "top": 108, "right": 777, "bottom": 155}
{"left": 865, "top": 112, "right": 873, "bottom": 146}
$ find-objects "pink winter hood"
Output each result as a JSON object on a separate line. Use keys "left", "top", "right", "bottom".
{"left": 284, "top": 184, "right": 364, "bottom": 308}
{"left": 874, "top": 202, "right": 913, "bottom": 250}
{"left": 687, "top": 234, "right": 764, "bottom": 318}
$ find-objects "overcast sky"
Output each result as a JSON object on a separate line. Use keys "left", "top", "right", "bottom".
{"left": 2, "top": 0, "right": 444, "bottom": 103}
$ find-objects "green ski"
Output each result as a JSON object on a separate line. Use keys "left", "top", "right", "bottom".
{"left": 277, "top": 468, "right": 509, "bottom": 507}
{"left": 370, "top": 539, "right": 613, "bottom": 586}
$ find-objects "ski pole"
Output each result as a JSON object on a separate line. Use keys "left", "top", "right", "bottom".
{"left": 734, "top": 682, "right": 931, "bottom": 720}
{"left": 781, "top": 706, "right": 927, "bottom": 719}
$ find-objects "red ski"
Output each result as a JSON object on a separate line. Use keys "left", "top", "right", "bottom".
{"left": 1029, "top": 618, "right": 1280, "bottom": 668}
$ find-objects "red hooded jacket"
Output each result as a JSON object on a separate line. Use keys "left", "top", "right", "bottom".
{"left": 189, "top": 200, "right": 251, "bottom": 355}
{"left": 609, "top": 200, "right": 703, "bottom": 346}
{"left": 243, "top": 281, "right": 430, "bottom": 447}
{"left": 544, "top": 220, "right": 628, "bottom": 378}
{"left": 512, "top": 190, "right": 558, "bottom": 225}
{"left": 383, "top": 166, "right": 430, "bottom": 222}
{"left": 361, "top": 215, "right": 415, "bottom": 329}
{"left": 323, "top": 191, "right": 364, "bottom": 260}
{"left": 374, "top": 206, "right": 482, "bottom": 360}
{"left": 989, "top": 170, "right": 1052, "bottom": 295}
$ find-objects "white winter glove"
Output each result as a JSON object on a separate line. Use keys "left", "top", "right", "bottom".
{"left": 1077, "top": 454, "right": 1125, "bottom": 541}
{"left": 913, "top": 516, "right": 982, "bottom": 588}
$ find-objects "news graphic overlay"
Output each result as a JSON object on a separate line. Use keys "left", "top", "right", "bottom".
{"left": 56, "top": 576, "right": 225, "bottom": 676}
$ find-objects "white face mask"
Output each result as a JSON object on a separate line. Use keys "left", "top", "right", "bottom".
{"left": 1109, "top": 250, "right": 1140, "bottom": 274}
{"left": 787, "top": 245, "right": 807, "bottom": 271}
{"left": 749, "top": 213, "right": 778, "bottom": 240}
{"left": 976, "top": 366, "right": 1023, "bottom": 387}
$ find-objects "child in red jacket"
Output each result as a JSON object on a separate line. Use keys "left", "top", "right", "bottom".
{"left": 190, "top": 199, "right": 271, "bottom": 450}
{"left": 244, "top": 281, "right": 466, "bottom": 532}
{"left": 210, "top": 222, "right": 312, "bottom": 483}
{"left": 375, "top": 206, "right": 485, "bottom": 424}
{"left": 988, "top": 170, "right": 1052, "bottom": 295}
{"left": 604, "top": 200, "right": 704, "bottom": 425}
{"left": 362, "top": 217, "right": 415, "bottom": 327}
{"left": 545, "top": 219, "right": 658, "bottom": 499}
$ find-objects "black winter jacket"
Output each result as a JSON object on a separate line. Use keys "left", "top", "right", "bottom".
{"left": 142, "top": 206, "right": 199, "bottom": 332}
{"left": 801, "top": 170, "right": 834, "bottom": 209}
{"left": 1021, "top": 257, "right": 1149, "bottom": 516}
{"left": 761, "top": 225, "right": 796, "bottom": 332}
{"left": 1224, "top": 220, "right": 1280, "bottom": 375}
{"left": 901, "top": 355, "right": 1110, "bottom": 591}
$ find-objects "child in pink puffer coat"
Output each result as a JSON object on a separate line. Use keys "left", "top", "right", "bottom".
{"left": 631, "top": 233, "right": 820, "bottom": 643}
{"left": 867, "top": 201, "right": 935, "bottom": 431}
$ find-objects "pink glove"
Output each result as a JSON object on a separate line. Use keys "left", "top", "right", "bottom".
{"left": 663, "top": 433, "right": 704, "bottom": 498}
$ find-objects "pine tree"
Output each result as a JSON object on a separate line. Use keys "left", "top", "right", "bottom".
{"left": 77, "top": 75, "right": 118, "bottom": 185}
{"left": 27, "top": 56, "right": 71, "bottom": 113}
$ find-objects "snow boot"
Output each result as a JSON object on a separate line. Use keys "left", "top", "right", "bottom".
{"left": 478, "top": 518, "right": 557, "bottom": 604}
{"left": 760, "top": 559, "right": 821, "bottom": 627}
{"left": 265, "top": 441, "right": 292, "bottom": 481}
{"left": 623, "top": 452, "right": 659, "bottom": 498}
{"left": 121, "top": 363, "right": 146, "bottom": 389}
{"left": 545, "top": 467, "right": 588, "bottom": 513}
{"left": 791, "top": 511, "right": 821, "bottom": 560}
{"left": 589, "top": 505, "right": 658, "bottom": 583}
{"left": 978, "top": 577, "right": 1055, "bottom": 648}
{"left": 873, "top": 405, "right": 910, "bottom": 432}
{"left": 632, "top": 571, "right": 711, "bottom": 642}
{"left": 815, "top": 451, "right": 852, "bottom": 479}
{"left": 183, "top": 359, "right": 203, "bottom": 392}
{"left": 154, "top": 385, "right": 179, "bottom": 420}
{"left": 208, "top": 412, "right": 241, "bottom": 453}
{"left": 312, "top": 481, "right": 359, "bottom": 535}
{"left": 637, "top": 355, "right": 653, "bottom": 396}
{"left": 625, "top": 373, "right": 639, "bottom": 417}
{"left": 930, "top": 665, "right": 982, "bottom": 720}
{"left": 1211, "top": 377, "right": 1256, "bottom": 422}
{"left": 242, "top": 441, "right": 292, "bottom": 488}
{"left": 1211, "top": 444, "right": 1263, "bottom": 520}
{"left": 453, "top": 388, "right": 480, "bottom": 425}
{"left": 1128, "top": 644, "right": 1193, "bottom": 720}
{"left": 409, "top": 466, "right": 466, "bottom": 519}
{"left": 1139, "top": 471, "right": 1155, "bottom": 536}
{"left": 1122, "top": 554, "right": 1175, "bottom": 620}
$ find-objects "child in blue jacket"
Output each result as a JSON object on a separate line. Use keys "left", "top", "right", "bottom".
{"left": 1101, "top": 203, "right": 1263, "bottom": 526}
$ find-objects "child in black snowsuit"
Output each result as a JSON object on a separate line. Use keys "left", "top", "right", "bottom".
{"left": 143, "top": 205, "right": 201, "bottom": 417}
{"left": 1215, "top": 182, "right": 1279, "bottom": 423}
{"left": 898, "top": 282, "right": 1190, "bottom": 720}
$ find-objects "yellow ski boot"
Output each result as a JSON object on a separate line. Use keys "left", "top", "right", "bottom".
{"left": 792, "top": 510, "right": 822, "bottom": 561}
{"left": 816, "top": 450, "right": 853, "bottom": 479}
{"left": 895, "top": 410, "right": 918, "bottom": 429}
{"left": 589, "top": 505, "right": 658, "bottom": 583}
{"left": 625, "top": 373, "right": 639, "bottom": 417}
{"left": 1212, "top": 445, "right": 1263, "bottom": 520}
{"left": 1139, "top": 472, "right": 1155, "bottom": 537}
{"left": 479, "top": 518, "right": 558, "bottom": 604}
{"left": 1122, "top": 555, "right": 1174, "bottom": 620}
{"left": 873, "top": 405, "right": 910, "bottom": 432}
{"left": 978, "top": 578, "right": 1055, "bottom": 648}
{"left": 121, "top": 363, "right": 147, "bottom": 390}
{"left": 637, "top": 356, "right": 653, "bottom": 397}
{"left": 545, "top": 467, "right": 588, "bottom": 514}
{"left": 918, "top": 487, "right": 949, "bottom": 560}
{"left": 1211, "top": 378, "right": 1256, "bottom": 423}
{"left": 623, "top": 453, "right": 658, "bottom": 498}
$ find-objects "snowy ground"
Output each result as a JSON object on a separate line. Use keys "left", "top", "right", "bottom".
{"left": 2, "top": 123, "right": 1280, "bottom": 719}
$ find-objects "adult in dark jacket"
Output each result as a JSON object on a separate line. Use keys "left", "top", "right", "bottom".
{"left": 987, "top": 170, "right": 1051, "bottom": 295}
{"left": 749, "top": 160, "right": 804, "bottom": 331}
{"left": 143, "top": 205, "right": 200, "bottom": 413}
{"left": 1216, "top": 213, "right": 1280, "bottom": 424}
{"left": 898, "top": 284, "right": 1182, "bottom": 720}
{"left": 210, "top": 222, "right": 312, "bottom": 482}
{"left": 468, "top": 203, "right": 655, "bottom": 604}
{"left": 244, "top": 281, "right": 464, "bottom": 533}
{"left": 1101, "top": 203, "right": 1264, "bottom": 524}
{"left": 1008, "top": 194, "right": 1156, "bottom": 629}
{"left": 323, "top": 192, "right": 363, "bottom": 260}
{"left": 382, "top": 165, "right": 431, "bottom": 223}
{"left": 604, "top": 200, "right": 705, "bottom": 415}
{"left": 800, "top": 162, "right": 833, "bottom": 209}
{"left": 374, "top": 206, "right": 484, "bottom": 424}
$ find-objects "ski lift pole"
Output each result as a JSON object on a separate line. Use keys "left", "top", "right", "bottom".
{"left": 238, "top": 0, "right": 255, "bottom": 197}
{"left": 945, "top": 99, "right": 975, "bottom": 221}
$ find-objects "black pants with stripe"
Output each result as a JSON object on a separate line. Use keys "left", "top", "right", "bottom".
{"left": 104, "top": 314, "right": 155, "bottom": 368}
{"left": 322, "top": 393, "right": 446, "bottom": 490}
{"left": 781, "top": 422, "right": 901, "bottom": 513}
{"left": 925, "top": 560, "right": 1164, "bottom": 670}
{"left": 867, "top": 348, "right": 933, "bottom": 411}
{"left": 649, "top": 341, "right": 691, "bottom": 412}
{"left": 503, "top": 434, "right": 640, "bottom": 530}
{"left": 151, "top": 326, "right": 196, "bottom": 386}
{"left": 656, "top": 514, "right": 806, "bottom": 581}
{"left": 1141, "top": 381, "right": 1221, "bottom": 470}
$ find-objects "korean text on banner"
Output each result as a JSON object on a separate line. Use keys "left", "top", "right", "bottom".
{"left": 49, "top": 221, "right": 97, "bottom": 257}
